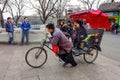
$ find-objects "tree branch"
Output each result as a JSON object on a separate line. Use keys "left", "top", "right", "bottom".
{"left": 2, "top": 0, "right": 8, "bottom": 12}
{"left": 46, "top": 0, "right": 59, "bottom": 19}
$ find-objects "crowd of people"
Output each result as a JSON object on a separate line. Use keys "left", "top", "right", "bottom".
{"left": 56, "top": 19, "right": 90, "bottom": 48}
{"left": 4, "top": 17, "right": 91, "bottom": 47}
{"left": 4, "top": 17, "right": 91, "bottom": 67}
{"left": 5, "top": 17, "right": 119, "bottom": 68}
{"left": 46, "top": 18, "right": 120, "bottom": 67}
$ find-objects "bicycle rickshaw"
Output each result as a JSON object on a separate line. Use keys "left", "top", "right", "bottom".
{"left": 25, "top": 29, "right": 104, "bottom": 68}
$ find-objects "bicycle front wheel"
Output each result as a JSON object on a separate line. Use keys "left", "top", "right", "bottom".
{"left": 25, "top": 47, "right": 48, "bottom": 68}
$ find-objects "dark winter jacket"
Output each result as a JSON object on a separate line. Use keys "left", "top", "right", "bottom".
{"left": 76, "top": 27, "right": 87, "bottom": 46}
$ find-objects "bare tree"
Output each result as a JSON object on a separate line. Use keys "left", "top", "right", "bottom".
{"left": 28, "top": 0, "right": 59, "bottom": 24}
{"left": 77, "top": 0, "right": 111, "bottom": 10}
{"left": 111, "top": 0, "right": 115, "bottom": 2}
{"left": 53, "top": 0, "right": 68, "bottom": 20}
{"left": 97, "top": 0, "right": 112, "bottom": 9}
{"left": 77, "top": 0, "right": 96, "bottom": 10}
{"left": 6, "top": 0, "right": 25, "bottom": 27}
{"left": 0, "top": 0, "right": 8, "bottom": 28}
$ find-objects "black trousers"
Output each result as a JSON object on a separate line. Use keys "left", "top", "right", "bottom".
{"left": 57, "top": 52, "right": 77, "bottom": 66}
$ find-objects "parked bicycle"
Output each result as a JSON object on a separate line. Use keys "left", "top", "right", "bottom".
{"left": 25, "top": 29, "right": 104, "bottom": 68}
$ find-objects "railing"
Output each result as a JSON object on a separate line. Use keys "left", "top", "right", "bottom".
{"left": 0, "top": 25, "right": 47, "bottom": 43}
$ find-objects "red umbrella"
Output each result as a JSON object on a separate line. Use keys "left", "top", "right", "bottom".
{"left": 70, "top": 10, "right": 110, "bottom": 29}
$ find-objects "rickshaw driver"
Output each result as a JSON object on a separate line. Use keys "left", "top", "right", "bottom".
{"left": 46, "top": 23, "right": 77, "bottom": 67}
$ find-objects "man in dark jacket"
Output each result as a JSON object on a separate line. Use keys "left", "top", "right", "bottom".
{"left": 20, "top": 17, "right": 31, "bottom": 45}
{"left": 5, "top": 17, "right": 14, "bottom": 44}
{"left": 46, "top": 23, "right": 77, "bottom": 67}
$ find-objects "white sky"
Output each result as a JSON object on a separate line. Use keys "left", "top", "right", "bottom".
{"left": 3, "top": 0, "right": 79, "bottom": 19}
{"left": 3, "top": 0, "right": 120, "bottom": 19}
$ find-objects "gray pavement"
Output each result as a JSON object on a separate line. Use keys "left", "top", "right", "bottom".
{"left": 0, "top": 31, "right": 120, "bottom": 80}
{"left": 101, "top": 32, "right": 120, "bottom": 62}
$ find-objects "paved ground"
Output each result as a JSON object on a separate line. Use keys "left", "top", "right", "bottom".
{"left": 0, "top": 31, "right": 120, "bottom": 80}
{"left": 101, "top": 32, "right": 120, "bottom": 62}
{"left": 0, "top": 44, "right": 120, "bottom": 80}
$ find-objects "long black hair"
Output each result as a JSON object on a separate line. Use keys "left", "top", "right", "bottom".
{"left": 76, "top": 20, "right": 85, "bottom": 30}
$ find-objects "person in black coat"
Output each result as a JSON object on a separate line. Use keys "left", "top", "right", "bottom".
{"left": 59, "top": 20, "right": 70, "bottom": 38}
{"left": 75, "top": 20, "right": 87, "bottom": 48}
{"left": 67, "top": 20, "right": 73, "bottom": 36}
{"left": 111, "top": 20, "right": 119, "bottom": 35}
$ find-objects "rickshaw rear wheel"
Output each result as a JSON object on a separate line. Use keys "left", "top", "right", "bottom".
{"left": 83, "top": 46, "right": 98, "bottom": 63}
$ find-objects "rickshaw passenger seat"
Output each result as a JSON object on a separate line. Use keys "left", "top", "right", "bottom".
{"left": 82, "top": 34, "right": 94, "bottom": 42}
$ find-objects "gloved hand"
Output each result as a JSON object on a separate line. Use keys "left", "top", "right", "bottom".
{"left": 52, "top": 45, "right": 59, "bottom": 54}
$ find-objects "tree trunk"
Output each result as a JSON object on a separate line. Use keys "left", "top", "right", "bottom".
{"left": 0, "top": 9, "right": 4, "bottom": 28}
{"left": 0, "top": 10, "right": 1, "bottom": 27}
{"left": 15, "top": 17, "right": 20, "bottom": 27}
{"left": 111, "top": 0, "right": 114, "bottom": 2}
{"left": 42, "top": 17, "right": 47, "bottom": 24}
{"left": 43, "top": 20, "right": 46, "bottom": 24}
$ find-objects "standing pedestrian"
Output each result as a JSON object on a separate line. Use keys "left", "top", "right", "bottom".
{"left": 46, "top": 23, "right": 77, "bottom": 67}
{"left": 111, "top": 20, "right": 119, "bottom": 35}
{"left": 20, "top": 17, "right": 31, "bottom": 45}
{"left": 5, "top": 17, "right": 14, "bottom": 44}
{"left": 59, "top": 19, "right": 66, "bottom": 32}
{"left": 71, "top": 24, "right": 77, "bottom": 47}
{"left": 67, "top": 20, "right": 73, "bottom": 36}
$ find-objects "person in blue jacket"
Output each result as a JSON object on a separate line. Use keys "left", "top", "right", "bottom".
{"left": 20, "top": 17, "right": 31, "bottom": 45}
{"left": 5, "top": 17, "right": 14, "bottom": 44}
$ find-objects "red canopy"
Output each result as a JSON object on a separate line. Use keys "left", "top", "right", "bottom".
{"left": 70, "top": 10, "right": 110, "bottom": 29}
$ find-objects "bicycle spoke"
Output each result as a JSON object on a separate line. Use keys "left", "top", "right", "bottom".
{"left": 25, "top": 47, "right": 47, "bottom": 68}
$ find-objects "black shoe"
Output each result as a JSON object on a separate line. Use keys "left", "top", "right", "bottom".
{"left": 26, "top": 43, "right": 29, "bottom": 45}
{"left": 71, "top": 63, "right": 77, "bottom": 68}
{"left": 8, "top": 41, "right": 11, "bottom": 44}
{"left": 63, "top": 62, "right": 69, "bottom": 67}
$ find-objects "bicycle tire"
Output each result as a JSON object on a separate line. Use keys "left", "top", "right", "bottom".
{"left": 25, "top": 47, "right": 48, "bottom": 68}
{"left": 83, "top": 46, "right": 98, "bottom": 63}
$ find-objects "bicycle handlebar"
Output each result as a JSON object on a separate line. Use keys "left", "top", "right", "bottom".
{"left": 45, "top": 33, "right": 49, "bottom": 40}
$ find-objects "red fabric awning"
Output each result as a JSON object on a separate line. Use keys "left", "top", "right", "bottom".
{"left": 70, "top": 10, "right": 111, "bottom": 29}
